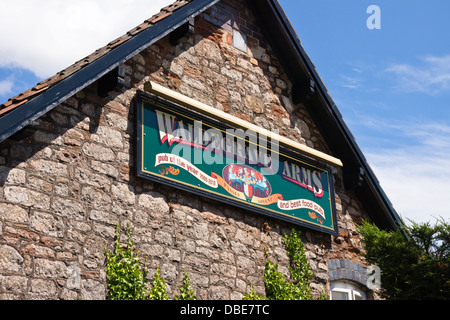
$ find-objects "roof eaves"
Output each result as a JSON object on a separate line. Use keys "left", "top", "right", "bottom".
{"left": 0, "top": 0, "right": 190, "bottom": 115}
{"left": 0, "top": 0, "right": 219, "bottom": 143}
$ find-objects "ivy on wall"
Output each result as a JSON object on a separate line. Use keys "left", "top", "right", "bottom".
{"left": 244, "top": 228, "right": 328, "bottom": 300}
{"left": 105, "top": 224, "right": 149, "bottom": 300}
{"left": 105, "top": 224, "right": 325, "bottom": 300}
{"left": 105, "top": 224, "right": 196, "bottom": 300}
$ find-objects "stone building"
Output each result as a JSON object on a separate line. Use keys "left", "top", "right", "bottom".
{"left": 0, "top": 0, "right": 402, "bottom": 300}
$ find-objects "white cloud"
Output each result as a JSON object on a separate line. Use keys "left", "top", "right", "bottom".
{"left": 364, "top": 121, "right": 450, "bottom": 225}
{"left": 0, "top": 0, "right": 174, "bottom": 78}
{"left": 0, "top": 79, "right": 14, "bottom": 96}
{"left": 386, "top": 54, "right": 450, "bottom": 95}
{"left": 339, "top": 75, "right": 363, "bottom": 89}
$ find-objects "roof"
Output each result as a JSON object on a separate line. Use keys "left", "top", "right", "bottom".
{"left": 0, "top": 0, "right": 220, "bottom": 142}
{"left": 0, "top": 0, "right": 191, "bottom": 116}
{"left": 0, "top": 0, "right": 404, "bottom": 231}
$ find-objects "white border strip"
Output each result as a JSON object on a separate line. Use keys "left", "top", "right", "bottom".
{"left": 144, "top": 81, "right": 343, "bottom": 167}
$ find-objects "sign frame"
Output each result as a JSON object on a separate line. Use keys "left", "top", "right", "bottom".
{"left": 136, "top": 91, "right": 339, "bottom": 236}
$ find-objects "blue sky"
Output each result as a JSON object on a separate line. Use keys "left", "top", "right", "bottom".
{"left": 278, "top": 0, "right": 450, "bottom": 225}
{"left": 1, "top": 0, "right": 449, "bottom": 225}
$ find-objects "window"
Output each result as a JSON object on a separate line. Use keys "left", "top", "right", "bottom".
{"left": 330, "top": 281, "right": 367, "bottom": 300}
{"left": 232, "top": 29, "right": 247, "bottom": 52}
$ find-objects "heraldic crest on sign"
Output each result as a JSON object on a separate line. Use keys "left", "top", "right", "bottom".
{"left": 224, "top": 164, "right": 271, "bottom": 201}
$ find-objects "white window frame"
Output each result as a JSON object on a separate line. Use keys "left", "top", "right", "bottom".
{"left": 330, "top": 280, "right": 367, "bottom": 300}
{"left": 331, "top": 288, "right": 352, "bottom": 300}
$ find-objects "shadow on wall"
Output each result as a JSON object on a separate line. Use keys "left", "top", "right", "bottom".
{"left": 0, "top": 5, "right": 335, "bottom": 299}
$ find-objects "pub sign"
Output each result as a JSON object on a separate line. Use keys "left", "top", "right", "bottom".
{"left": 137, "top": 92, "right": 338, "bottom": 235}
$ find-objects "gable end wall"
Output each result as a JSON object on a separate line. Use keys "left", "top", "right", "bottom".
{"left": 0, "top": 0, "right": 374, "bottom": 300}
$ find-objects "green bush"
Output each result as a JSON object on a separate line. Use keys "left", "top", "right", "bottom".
{"left": 175, "top": 271, "right": 197, "bottom": 300}
{"left": 105, "top": 224, "right": 196, "bottom": 300}
{"left": 148, "top": 266, "right": 169, "bottom": 300}
{"left": 105, "top": 224, "right": 148, "bottom": 300}
{"left": 358, "top": 218, "right": 450, "bottom": 300}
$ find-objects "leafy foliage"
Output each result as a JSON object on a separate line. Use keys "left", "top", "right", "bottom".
{"left": 358, "top": 218, "right": 450, "bottom": 300}
{"left": 175, "top": 271, "right": 197, "bottom": 300}
{"left": 148, "top": 266, "right": 169, "bottom": 300}
{"left": 244, "top": 228, "right": 326, "bottom": 300}
{"left": 105, "top": 224, "right": 196, "bottom": 300}
{"left": 105, "top": 224, "right": 148, "bottom": 300}
{"left": 242, "top": 283, "right": 265, "bottom": 300}
{"left": 283, "top": 228, "right": 313, "bottom": 296}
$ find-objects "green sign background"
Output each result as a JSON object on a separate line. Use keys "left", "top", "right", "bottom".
{"left": 137, "top": 93, "right": 338, "bottom": 235}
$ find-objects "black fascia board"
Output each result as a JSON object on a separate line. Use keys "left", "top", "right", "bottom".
{"left": 264, "top": 0, "right": 403, "bottom": 231}
{"left": 0, "top": 0, "right": 220, "bottom": 144}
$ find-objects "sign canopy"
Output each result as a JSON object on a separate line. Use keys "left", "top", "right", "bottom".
{"left": 137, "top": 92, "right": 338, "bottom": 235}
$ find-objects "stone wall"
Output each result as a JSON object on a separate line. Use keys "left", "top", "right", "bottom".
{"left": 0, "top": 0, "right": 371, "bottom": 300}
